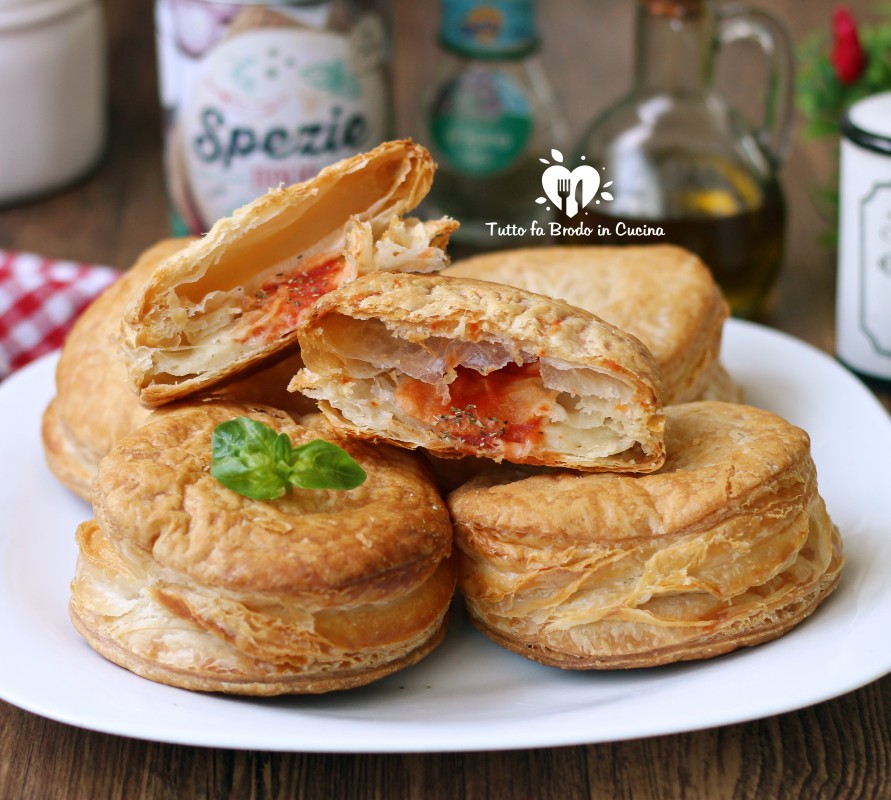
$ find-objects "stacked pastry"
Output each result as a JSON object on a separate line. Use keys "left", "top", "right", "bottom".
{"left": 448, "top": 402, "right": 843, "bottom": 668}
{"left": 51, "top": 140, "right": 464, "bottom": 694}
{"left": 287, "top": 268, "right": 843, "bottom": 671}
{"left": 121, "top": 140, "right": 457, "bottom": 405}
{"left": 42, "top": 139, "right": 844, "bottom": 695}
{"left": 290, "top": 271, "right": 666, "bottom": 472}
{"left": 436, "top": 246, "right": 842, "bottom": 669}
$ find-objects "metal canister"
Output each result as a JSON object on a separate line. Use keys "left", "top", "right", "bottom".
{"left": 155, "top": 0, "right": 391, "bottom": 234}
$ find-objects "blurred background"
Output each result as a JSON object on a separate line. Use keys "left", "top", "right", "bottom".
{"left": 0, "top": 0, "right": 881, "bottom": 351}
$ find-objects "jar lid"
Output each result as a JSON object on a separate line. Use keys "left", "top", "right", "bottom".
{"left": 0, "top": 0, "right": 93, "bottom": 30}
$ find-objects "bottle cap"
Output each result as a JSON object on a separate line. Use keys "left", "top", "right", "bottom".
{"left": 197, "top": 1, "right": 329, "bottom": 5}
{"left": 642, "top": 0, "right": 705, "bottom": 19}
{"left": 439, "top": 0, "right": 539, "bottom": 60}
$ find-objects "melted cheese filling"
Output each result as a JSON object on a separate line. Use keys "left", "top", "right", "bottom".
{"left": 134, "top": 217, "right": 452, "bottom": 382}
{"left": 301, "top": 318, "right": 647, "bottom": 463}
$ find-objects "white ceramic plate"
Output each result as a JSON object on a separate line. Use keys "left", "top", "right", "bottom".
{"left": 1, "top": 320, "right": 890, "bottom": 753}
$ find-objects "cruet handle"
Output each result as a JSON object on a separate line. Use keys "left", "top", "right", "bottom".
{"left": 716, "top": 3, "right": 795, "bottom": 165}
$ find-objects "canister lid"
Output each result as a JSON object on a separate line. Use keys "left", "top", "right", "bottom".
{"left": 842, "top": 92, "right": 891, "bottom": 156}
{"left": 0, "top": 0, "right": 94, "bottom": 30}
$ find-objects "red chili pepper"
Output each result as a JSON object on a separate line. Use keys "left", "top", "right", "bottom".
{"left": 831, "top": 6, "right": 867, "bottom": 85}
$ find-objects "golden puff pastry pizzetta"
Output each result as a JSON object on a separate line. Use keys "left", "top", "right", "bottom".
{"left": 290, "top": 272, "right": 666, "bottom": 473}
{"left": 448, "top": 401, "right": 844, "bottom": 669}
{"left": 120, "top": 139, "right": 458, "bottom": 407}
{"left": 41, "top": 239, "right": 314, "bottom": 501}
{"left": 70, "top": 402, "right": 456, "bottom": 695}
{"left": 442, "top": 245, "right": 739, "bottom": 405}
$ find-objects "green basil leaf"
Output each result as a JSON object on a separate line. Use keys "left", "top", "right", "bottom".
{"left": 210, "top": 417, "right": 290, "bottom": 500}
{"left": 273, "top": 431, "right": 295, "bottom": 465}
{"left": 210, "top": 418, "right": 367, "bottom": 499}
{"left": 288, "top": 439, "right": 368, "bottom": 491}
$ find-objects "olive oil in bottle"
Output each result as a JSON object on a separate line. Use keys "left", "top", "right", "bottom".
{"left": 565, "top": 0, "right": 794, "bottom": 318}
{"left": 575, "top": 169, "right": 787, "bottom": 318}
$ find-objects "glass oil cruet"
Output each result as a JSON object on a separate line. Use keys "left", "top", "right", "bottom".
{"left": 567, "top": 0, "right": 794, "bottom": 317}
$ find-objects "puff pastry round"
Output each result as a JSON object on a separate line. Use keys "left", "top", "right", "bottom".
{"left": 448, "top": 401, "right": 844, "bottom": 669}
{"left": 442, "top": 245, "right": 738, "bottom": 404}
{"left": 291, "top": 272, "right": 666, "bottom": 473}
{"left": 120, "top": 139, "right": 457, "bottom": 406}
{"left": 41, "top": 239, "right": 313, "bottom": 501}
{"left": 42, "top": 240, "right": 183, "bottom": 498}
{"left": 70, "top": 402, "right": 456, "bottom": 695}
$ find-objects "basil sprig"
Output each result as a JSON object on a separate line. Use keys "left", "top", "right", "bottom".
{"left": 210, "top": 417, "right": 367, "bottom": 500}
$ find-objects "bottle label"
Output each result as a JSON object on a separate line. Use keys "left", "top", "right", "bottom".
{"left": 429, "top": 69, "right": 532, "bottom": 177}
{"left": 858, "top": 185, "right": 891, "bottom": 355}
{"left": 155, "top": 1, "right": 389, "bottom": 234}
{"left": 440, "top": 0, "right": 537, "bottom": 58}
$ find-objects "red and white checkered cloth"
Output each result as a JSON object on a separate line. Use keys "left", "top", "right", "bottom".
{"left": 0, "top": 250, "right": 120, "bottom": 380}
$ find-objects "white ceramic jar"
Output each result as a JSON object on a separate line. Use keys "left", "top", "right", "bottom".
{"left": 0, "top": 0, "right": 106, "bottom": 204}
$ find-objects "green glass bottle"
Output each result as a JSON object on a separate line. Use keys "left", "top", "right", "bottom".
{"left": 418, "top": 0, "right": 567, "bottom": 255}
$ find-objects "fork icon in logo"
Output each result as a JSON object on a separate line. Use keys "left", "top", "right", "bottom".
{"left": 556, "top": 178, "right": 572, "bottom": 210}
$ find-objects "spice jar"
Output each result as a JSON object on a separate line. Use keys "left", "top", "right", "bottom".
{"left": 0, "top": 0, "right": 107, "bottom": 204}
{"left": 155, "top": 0, "right": 392, "bottom": 235}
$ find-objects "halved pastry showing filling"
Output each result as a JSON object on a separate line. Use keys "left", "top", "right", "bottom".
{"left": 291, "top": 273, "right": 666, "bottom": 472}
{"left": 120, "top": 140, "right": 458, "bottom": 406}
{"left": 41, "top": 238, "right": 319, "bottom": 501}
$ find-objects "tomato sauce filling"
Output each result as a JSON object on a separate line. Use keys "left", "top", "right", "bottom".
{"left": 242, "top": 259, "right": 346, "bottom": 342}
{"left": 394, "top": 361, "right": 552, "bottom": 450}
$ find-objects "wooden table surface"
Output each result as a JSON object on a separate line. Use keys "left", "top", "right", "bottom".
{"left": 1, "top": 1, "right": 889, "bottom": 798}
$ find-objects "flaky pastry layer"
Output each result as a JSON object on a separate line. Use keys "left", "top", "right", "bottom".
{"left": 291, "top": 272, "right": 665, "bottom": 473}
{"left": 448, "top": 402, "right": 844, "bottom": 668}
{"left": 120, "top": 140, "right": 457, "bottom": 406}
{"left": 70, "top": 520, "right": 456, "bottom": 695}
{"left": 41, "top": 239, "right": 315, "bottom": 501}
{"left": 76, "top": 402, "right": 456, "bottom": 693}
